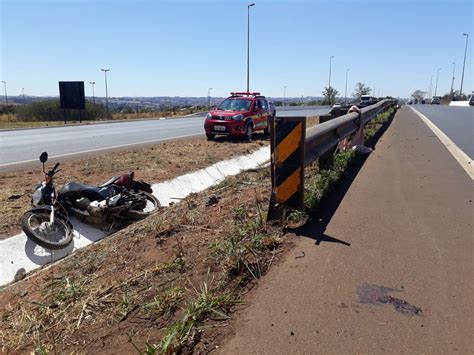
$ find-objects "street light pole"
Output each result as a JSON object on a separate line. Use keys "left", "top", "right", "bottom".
{"left": 328, "top": 55, "right": 334, "bottom": 88}
{"left": 460, "top": 33, "right": 469, "bottom": 96}
{"left": 247, "top": 3, "right": 255, "bottom": 93}
{"left": 101, "top": 69, "right": 110, "bottom": 118}
{"left": 434, "top": 67, "right": 441, "bottom": 97}
{"left": 450, "top": 62, "right": 456, "bottom": 96}
{"left": 429, "top": 76, "right": 433, "bottom": 98}
{"left": 1, "top": 81, "right": 7, "bottom": 105}
{"left": 344, "top": 68, "right": 350, "bottom": 105}
{"left": 283, "top": 85, "right": 287, "bottom": 106}
{"left": 89, "top": 81, "right": 96, "bottom": 105}
{"left": 207, "top": 87, "right": 212, "bottom": 109}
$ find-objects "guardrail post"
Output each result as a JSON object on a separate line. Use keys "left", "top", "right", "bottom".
{"left": 318, "top": 109, "right": 344, "bottom": 170}
{"left": 267, "top": 116, "right": 306, "bottom": 222}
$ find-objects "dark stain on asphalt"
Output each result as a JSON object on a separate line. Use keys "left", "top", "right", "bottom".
{"left": 357, "top": 283, "right": 422, "bottom": 316}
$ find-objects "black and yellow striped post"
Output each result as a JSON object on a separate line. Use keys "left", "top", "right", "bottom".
{"left": 267, "top": 116, "right": 306, "bottom": 221}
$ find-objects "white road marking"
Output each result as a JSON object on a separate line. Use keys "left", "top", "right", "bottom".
{"left": 410, "top": 106, "right": 473, "bottom": 180}
{"left": 0, "top": 133, "right": 203, "bottom": 168}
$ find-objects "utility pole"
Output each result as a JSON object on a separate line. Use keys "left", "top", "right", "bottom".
{"left": 328, "top": 55, "right": 334, "bottom": 88}
{"left": 246, "top": 3, "right": 255, "bottom": 93}
{"left": 101, "top": 69, "right": 110, "bottom": 118}
{"left": 22, "top": 88, "right": 25, "bottom": 104}
{"left": 450, "top": 62, "right": 456, "bottom": 96}
{"left": 207, "top": 87, "right": 212, "bottom": 109}
{"left": 89, "top": 81, "right": 96, "bottom": 104}
{"left": 460, "top": 33, "right": 469, "bottom": 96}
{"left": 1, "top": 81, "right": 7, "bottom": 105}
{"left": 344, "top": 68, "right": 350, "bottom": 105}
{"left": 283, "top": 85, "right": 287, "bottom": 106}
{"left": 434, "top": 68, "right": 441, "bottom": 97}
{"left": 429, "top": 76, "right": 433, "bottom": 98}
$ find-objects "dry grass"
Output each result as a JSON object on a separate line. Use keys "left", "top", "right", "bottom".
{"left": 0, "top": 136, "right": 268, "bottom": 239}
{"left": 0, "top": 165, "right": 289, "bottom": 353}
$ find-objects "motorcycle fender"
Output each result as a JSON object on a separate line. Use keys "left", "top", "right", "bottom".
{"left": 26, "top": 206, "right": 73, "bottom": 230}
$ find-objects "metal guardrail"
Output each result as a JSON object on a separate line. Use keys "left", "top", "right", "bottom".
{"left": 267, "top": 99, "right": 397, "bottom": 221}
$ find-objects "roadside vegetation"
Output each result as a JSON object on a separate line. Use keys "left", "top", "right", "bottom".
{"left": 0, "top": 100, "right": 206, "bottom": 129}
{"left": 0, "top": 107, "right": 396, "bottom": 353}
{"left": 0, "top": 165, "right": 289, "bottom": 353}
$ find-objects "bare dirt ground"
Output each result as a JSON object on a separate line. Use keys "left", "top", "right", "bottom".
{"left": 0, "top": 117, "right": 320, "bottom": 239}
{"left": 0, "top": 135, "right": 268, "bottom": 239}
{"left": 0, "top": 166, "right": 299, "bottom": 353}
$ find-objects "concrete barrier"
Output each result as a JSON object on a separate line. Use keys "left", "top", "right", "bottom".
{"left": 449, "top": 101, "right": 470, "bottom": 107}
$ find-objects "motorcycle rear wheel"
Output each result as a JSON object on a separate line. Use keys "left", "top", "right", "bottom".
{"left": 21, "top": 209, "right": 73, "bottom": 250}
{"left": 125, "top": 192, "right": 161, "bottom": 220}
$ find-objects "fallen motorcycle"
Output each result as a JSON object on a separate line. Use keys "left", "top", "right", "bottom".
{"left": 21, "top": 152, "right": 160, "bottom": 250}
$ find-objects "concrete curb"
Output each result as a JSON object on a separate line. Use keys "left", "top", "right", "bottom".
{"left": 0, "top": 146, "right": 270, "bottom": 287}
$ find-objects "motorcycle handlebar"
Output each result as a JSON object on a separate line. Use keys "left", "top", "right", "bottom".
{"left": 49, "top": 162, "right": 60, "bottom": 176}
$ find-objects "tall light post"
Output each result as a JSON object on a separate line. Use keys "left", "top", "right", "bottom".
{"left": 101, "top": 69, "right": 110, "bottom": 118}
{"left": 429, "top": 76, "right": 433, "bottom": 98}
{"left": 207, "top": 87, "right": 212, "bottom": 109}
{"left": 344, "top": 68, "right": 350, "bottom": 105}
{"left": 1, "top": 81, "right": 7, "bottom": 105}
{"left": 450, "top": 62, "right": 456, "bottom": 96}
{"left": 434, "top": 67, "right": 441, "bottom": 97}
{"left": 373, "top": 83, "right": 376, "bottom": 97}
{"left": 89, "top": 81, "right": 96, "bottom": 105}
{"left": 328, "top": 55, "right": 334, "bottom": 88}
{"left": 283, "top": 85, "right": 287, "bottom": 106}
{"left": 460, "top": 33, "right": 469, "bottom": 96}
{"left": 246, "top": 3, "right": 255, "bottom": 93}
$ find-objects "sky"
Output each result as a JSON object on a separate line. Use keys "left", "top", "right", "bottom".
{"left": 1, "top": 0, "right": 472, "bottom": 99}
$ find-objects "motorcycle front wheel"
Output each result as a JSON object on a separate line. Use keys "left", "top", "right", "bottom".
{"left": 125, "top": 192, "right": 161, "bottom": 220}
{"left": 21, "top": 209, "right": 73, "bottom": 250}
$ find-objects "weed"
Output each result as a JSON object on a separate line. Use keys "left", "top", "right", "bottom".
{"left": 156, "top": 281, "right": 240, "bottom": 354}
{"left": 43, "top": 276, "right": 87, "bottom": 303}
{"left": 287, "top": 209, "right": 308, "bottom": 223}
{"left": 143, "top": 286, "right": 184, "bottom": 319}
{"left": 304, "top": 150, "right": 356, "bottom": 209}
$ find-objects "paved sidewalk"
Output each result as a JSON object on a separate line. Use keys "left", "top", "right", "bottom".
{"left": 219, "top": 107, "right": 473, "bottom": 354}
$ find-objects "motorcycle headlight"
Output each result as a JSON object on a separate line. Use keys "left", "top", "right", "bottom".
{"left": 32, "top": 188, "right": 42, "bottom": 206}
{"left": 232, "top": 114, "right": 244, "bottom": 121}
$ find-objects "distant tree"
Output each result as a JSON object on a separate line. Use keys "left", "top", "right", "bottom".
{"left": 322, "top": 86, "right": 339, "bottom": 105}
{"left": 353, "top": 82, "right": 371, "bottom": 99}
{"left": 411, "top": 90, "right": 426, "bottom": 102}
{"left": 15, "top": 99, "right": 106, "bottom": 121}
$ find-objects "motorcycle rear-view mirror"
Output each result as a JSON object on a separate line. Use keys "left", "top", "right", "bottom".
{"left": 39, "top": 152, "right": 48, "bottom": 163}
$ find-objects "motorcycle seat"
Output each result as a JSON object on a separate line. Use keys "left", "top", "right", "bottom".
{"left": 58, "top": 182, "right": 117, "bottom": 201}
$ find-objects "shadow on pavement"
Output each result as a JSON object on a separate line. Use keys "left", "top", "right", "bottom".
{"left": 288, "top": 114, "right": 395, "bottom": 246}
{"left": 24, "top": 217, "right": 108, "bottom": 265}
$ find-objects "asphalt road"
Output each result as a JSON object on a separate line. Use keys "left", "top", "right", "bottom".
{"left": 409, "top": 105, "right": 473, "bottom": 159}
{"left": 0, "top": 106, "right": 330, "bottom": 169}
{"left": 219, "top": 107, "right": 473, "bottom": 354}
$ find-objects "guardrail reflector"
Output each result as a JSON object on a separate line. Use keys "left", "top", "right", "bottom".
{"left": 268, "top": 117, "right": 306, "bottom": 219}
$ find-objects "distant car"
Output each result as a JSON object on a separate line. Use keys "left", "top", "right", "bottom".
{"left": 204, "top": 92, "right": 271, "bottom": 140}
{"left": 268, "top": 101, "right": 276, "bottom": 118}
{"left": 332, "top": 103, "right": 342, "bottom": 109}
{"left": 359, "top": 95, "right": 378, "bottom": 107}
{"left": 407, "top": 100, "right": 413, "bottom": 105}
{"left": 431, "top": 97, "right": 441, "bottom": 105}
{"left": 469, "top": 95, "right": 474, "bottom": 106}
